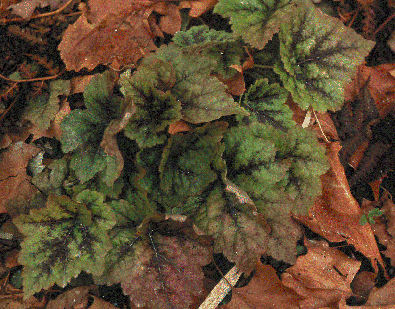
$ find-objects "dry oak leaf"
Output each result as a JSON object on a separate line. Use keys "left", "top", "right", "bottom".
{"left": 0, "top": 142, "right": 40, "bottom": 213}
{"left": 58, "top": 0, "right": 159, "bottom": 72}
{"left": 294, "top": 142, "right": 384, "bottom": 271}
{"left": 361, "top": 194, "right": 395, "bottom": 267}
{"left": 281, "top": 240, "right": 361, "bottom": 309}
{"left": 222, "top": 262, "right": 301, "bottom": 309}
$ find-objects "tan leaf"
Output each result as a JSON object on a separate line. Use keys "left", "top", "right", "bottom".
{"left": 157, "top": 3, "right": 181, "bottom": 34}
{"left": 222, "top": 263, "right": 301, "bottom": 309}
{"left": 46, "top": 286, "right": 96, "bottom": 309}
{"left": 365, "top": 277, "right": 395, "bottom": 306}
{"left": 58, "top": 0, "right": 158, "bottom": 71}
{"left": 295, "top": 142, "right": 384, "bottom": 271}
{"left": 180, "top": 0, "right": 218, "bottom": 17}
{"left": 361, "top": 193, "right": 395, "bottom": 267}
{"left": 282, "top": 240, "right": 361, "bottom": 309}
{"left": 168, "top": 120, "right": 191, "bottom": 134}
{"left": 0, "top": 142, "right": 40, "bottom": 213}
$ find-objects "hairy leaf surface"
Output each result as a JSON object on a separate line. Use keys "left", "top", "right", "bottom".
{"left": 151, "top": 44, "right": 248, "bottom": 123}
{"left": 23, "top": 80, "right": 70, "bottom": 130}
{"left": 274, "top": 1, "right": 375, "bottom": 111}
{"left": 61, "top": 71, "right": 121, "bottom": 184}
{"left": 242, "top": 78, "right": 294, "bottom": 130}
{"left": 214, "top": 0, "right": 296, "bottom": 49}
{"left": 14, "top": 191, "right": 115, "bottom": 298}
{"left": 120, "top": 61, "right": 181, "bottom": 148}
{"left": 159, "top": 122, "right": 227, "bottom": 211}
{"left": 223, "top": 120, "right": 328, "bottom": 214}
{"left": 172, "top": 25, "right": 244, "bottom": 78}
{"left": 194, "top": 185, "right": 269, "bottom": 273}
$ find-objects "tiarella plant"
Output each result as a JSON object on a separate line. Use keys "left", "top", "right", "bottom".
{"left": 13, "top": 0, "right": 374, "bottom": 308}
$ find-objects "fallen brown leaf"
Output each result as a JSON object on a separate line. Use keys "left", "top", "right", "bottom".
{"left": 295, "top": 142, "right": 384, "bottom": 271}
{"left": 282, "top": 240, "right": 361, "bottom": 309}
{"left": 222, "top": 263, "right": 300, "bottom": 309}
{"left": 0, "top": 142, "right": 40, "bottom": 213}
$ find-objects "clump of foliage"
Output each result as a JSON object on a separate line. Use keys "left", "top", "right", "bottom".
{"left": 12, "top": 0, "right": 374, "bottom": 308}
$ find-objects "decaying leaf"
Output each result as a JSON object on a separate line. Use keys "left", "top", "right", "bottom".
{"left": 222, "top": 262, "right": 301, "bottom": 309}
{"left": 295, "top": 142, "right": 384, "bottom": 270}
{"left": 58, "top": 0, "right": 158, "bottom": 71}
{"left": 282, "top": 240, "right": 361, "bottom": 308}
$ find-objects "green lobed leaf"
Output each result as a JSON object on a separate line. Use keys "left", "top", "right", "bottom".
{"left": 214, "top": 0, "right": 296, "bottom": 49}
{"left": 150, "top": 44, "right": 249, "bottom": 123}
{"left": 14, "top": 191, "right": 115, "bottom": 299}
{"left": 223, "top": 119, "right": 328, "bottom": 214}
{"left": 158, "top": 122, "right": 227, "bottom": 211}
{"left": 23, "top": 79, "right": 70, "bottom": 130}
{"left": 193, "top": 185, "right": 269, "bottom": 273}
{"left": 242, "top": 78, "right": 294, "bottom": 130}
{"left": 60, "top": 71, "right": 122, "bottom": 183}
{"left": 31, "top": 158, "right": 68, "bottom": 195}
{"left": 172, "top": 25, "right": 244, "bottom": 78}
{"left": 120, "top": 61, "right": 182, "bottom": 148}
{"left": 274, "top": 1, "right": 375, "bottom": 112}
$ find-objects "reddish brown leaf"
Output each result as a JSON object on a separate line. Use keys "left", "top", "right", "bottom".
{"left": 287, "top": 98, "right": 339, "bottom": 142}
{"left": 222, "top": 263, "right": 301, "bottom": 309}
{"left": 344, "top": 64, "right": 395, "bottom": 118}
{"left": 282, "top": 240, "right": 361, "bottom": 309}
{"left": 295, "top": 142, "right": 384, "bottom": 271}
{"left": 46, "top": 286, "right": 95, "bottom": 309}
{"left": 155, "top": 3, "right": 181, "bottom": 35}
{"left": 0, "top": 142, "right": 40, "bottom": 213}
{"left": 100, "top": 106, "right": 135, "bottom": 184}
{"left": 351, "top": 271, "right": 376, "bottom": 299}
{"left": 58, "top": 0, "right": 159, "bottom": 71}
{"left": 180, "top": 0, "right": 218, "bottom": 17}
{"left": 365, "top": 277, "right": 395, "bottom": 306}
{"left": 168, "top": 120, "right": 191, "bottom": 134}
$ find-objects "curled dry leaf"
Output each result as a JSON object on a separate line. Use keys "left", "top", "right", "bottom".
{"left": 282, "top": 240, "right": 361, "bottom": 309}
{"left": 295, "top": 142, "right": 384, "bottom": 271}
{"left": 0, "top": 142, "right": 40, "bottom": 214}
{"left": 222, "top": 262, "right": 300, "bottom": 309}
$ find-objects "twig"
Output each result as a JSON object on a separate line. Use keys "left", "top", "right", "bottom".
{"left": 312, "top": 109, "right": 330, "bottom": 143}
{"left": 0, "top": 72, "right": 59, "bottom": 83}
{"left": 0, "top": 0, "right": 76, "bottom": 24}
{"left": 374, "top": 13, "right": 395, "bottom": 36}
